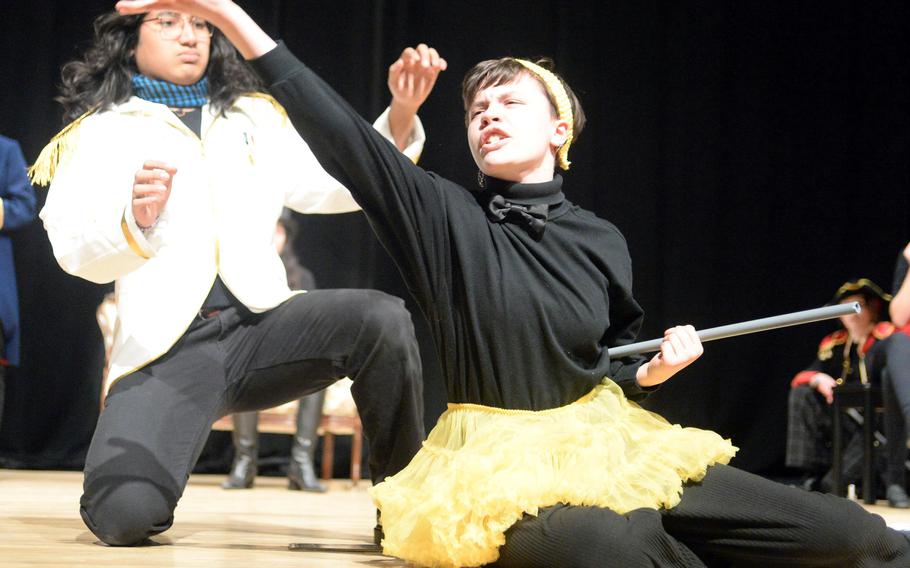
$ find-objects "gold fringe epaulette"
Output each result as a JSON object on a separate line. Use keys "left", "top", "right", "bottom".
{"left": 873, "top": 321, "right": 896, "bottom": 340}
{"left": 243, "top": 92, "right": 288, "bottom": 122}
{"left": 818, "top": 329, "right": 847, "bottom": 360}
{"left": 28, "top": 107, "right": 97, "bottom": 187}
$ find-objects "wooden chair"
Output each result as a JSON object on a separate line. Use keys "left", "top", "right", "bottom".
{"left": 210, "top": 381, "right": 364, "bottom": 484}
{"left": 210, "top": 401, "right": 299, "bottom": 434}
{"left": 318, "top": 379, "right": 363, "bottom": 484}
{"left": 831, "top": 381, "right": 881, "bottom": 504}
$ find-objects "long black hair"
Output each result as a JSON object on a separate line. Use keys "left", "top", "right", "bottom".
{"left": 57, "top": 12, "right": 263, "bottom": 122}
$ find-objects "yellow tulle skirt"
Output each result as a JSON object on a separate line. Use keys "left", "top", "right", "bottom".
{"left": 369, "top": 378, "right": 737, "bottom": 568}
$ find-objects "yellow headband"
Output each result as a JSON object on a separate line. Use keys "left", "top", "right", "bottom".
{"left": 513, "top": 58, "right": 574, "bottom": 170}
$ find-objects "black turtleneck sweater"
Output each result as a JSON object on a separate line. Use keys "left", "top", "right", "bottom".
{"left": 251, "top": 44, "right": 649, "bottom": 410}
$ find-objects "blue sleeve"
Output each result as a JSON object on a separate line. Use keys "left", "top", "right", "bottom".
{"left": 0, "top": 137, "right": 37, "bottom": 232}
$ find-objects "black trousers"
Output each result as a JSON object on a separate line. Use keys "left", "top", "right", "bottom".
{"left": 493, "top": 464, "right": 910, "bottom": 567}
{"left": 80, "top": 290, "right": 424, "bottom": 546}
{"left": 881, "top": 333, "right": 910, "bottom": 480}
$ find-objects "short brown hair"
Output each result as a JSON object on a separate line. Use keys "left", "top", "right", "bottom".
{"left": 460, "top": 57, "right": 586, "bottom": 141}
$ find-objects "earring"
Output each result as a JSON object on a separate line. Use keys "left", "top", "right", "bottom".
{"left": 477, "top": 170, "right": 486, "bottom": 189}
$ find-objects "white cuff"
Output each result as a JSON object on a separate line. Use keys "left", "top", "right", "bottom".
{"left": 373, "top": 107, "right": 426, "bottom": 164}
{"left": 122, "top": 205, "right": 165, "bottom": 258}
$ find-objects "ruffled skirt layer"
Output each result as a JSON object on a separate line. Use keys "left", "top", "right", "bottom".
{"left": 370, "top": 379, "right": 737, "bottom": 567}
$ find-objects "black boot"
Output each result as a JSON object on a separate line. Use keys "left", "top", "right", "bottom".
{"left": 222, "top": 411, "right": 259, "bottom": 489}
{"left": 888, "top": 484, "right": 910, "bottom": 508}
{"left": 288, "top": 390, "right": 327, "bottom": 492}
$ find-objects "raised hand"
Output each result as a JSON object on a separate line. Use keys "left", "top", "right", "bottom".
{"left": 388, "top": 44, "right": 447, "bottom": 113}
{"left": 132, "top": 160, "right": 177, "bottom": 230}
{"left": 115, "top": 0, "right": 231, "bottom": 22}
{"left": 117, "top": 0, "right": 275, "bottom": 59}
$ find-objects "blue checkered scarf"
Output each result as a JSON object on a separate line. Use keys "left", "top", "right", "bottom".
{"left": 132, "top": 74, "right": 209, "bottom": 108}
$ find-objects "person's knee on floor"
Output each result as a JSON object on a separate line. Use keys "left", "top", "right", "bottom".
{"left": 80, "top": 477, "right": 177, "bottom": 546}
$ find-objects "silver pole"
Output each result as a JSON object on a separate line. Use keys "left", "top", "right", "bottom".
{"left": 609, "top": 302, "right": 860, "bottom": 359}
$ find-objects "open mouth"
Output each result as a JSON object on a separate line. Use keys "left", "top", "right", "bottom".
{"left": 480, "top": 130, "right": 509, "bottom": 154}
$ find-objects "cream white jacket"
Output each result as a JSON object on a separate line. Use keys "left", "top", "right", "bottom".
{"left": 40, "top": 95, "right": 424, "bottom": 383}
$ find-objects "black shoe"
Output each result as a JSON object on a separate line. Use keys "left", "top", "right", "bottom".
{"left": 287, "top": 451, "right": 327, "bottom": 493}
{"left": 799, "top": 476, "right": 820, "bottom": 492}
{"left": 222, "top": 454, "right": 257, "bottom": 489}
{"left": 224, "top": 412, "right": 259, "bottom": 489}
{"left": 374, "top": 509, "right": 384, "bottom": 547}
{"left": 887, "top": 484, "right": 910, "bottom": 508}
{"left": 289, "top": 393, "right": 328, "bottom": 492}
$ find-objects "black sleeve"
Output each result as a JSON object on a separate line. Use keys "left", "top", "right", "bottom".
{"left": 601, "top": 230, "right": 650, "bottom": 400}
{"left": 249, "top": 43, "right": 451, "bottom": 312}
{"left": 606, "top": 288, "right": 652, "bottom": 401}
{"left": 804, "top": 357, "right": 826, "bottom": 376}
{"left": 801, "top": 340, "right": 834, "bottom": 379}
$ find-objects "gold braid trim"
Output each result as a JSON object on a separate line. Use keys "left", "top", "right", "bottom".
{"left": 121, "top": 214, "right": 151, "bottom": 260}
{"left": 512, "top": 59, "right": 574, "bottom": 170}
{"left": 834, "top": 278, "right": 893, "bottom": 302}
{"left": 28, "top": 107, "right": 98, "bottom": 187}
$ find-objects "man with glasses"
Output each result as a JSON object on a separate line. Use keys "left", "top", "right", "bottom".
{"left": 36, "top": 8, "right": 444, "bottom": 546}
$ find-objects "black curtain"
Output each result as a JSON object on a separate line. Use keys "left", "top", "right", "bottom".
{"left": 1, "top": 0, "right": 908, "bottom": 475}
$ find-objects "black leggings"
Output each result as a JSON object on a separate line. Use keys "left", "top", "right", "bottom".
{"left": 493, "top": 464, "right": 909, "bottom": 567}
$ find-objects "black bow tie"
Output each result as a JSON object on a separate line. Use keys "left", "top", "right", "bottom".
{"left": 487, "top": 194, "right": 550, "bottom": 238}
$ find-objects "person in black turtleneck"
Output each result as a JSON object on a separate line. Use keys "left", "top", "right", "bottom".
{"left": 117, "top": 1, "right": 910, "bottom": 566}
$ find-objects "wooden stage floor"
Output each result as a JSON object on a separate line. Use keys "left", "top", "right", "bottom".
{"left": 0, "top": 470, "right": 403, "bottom": 567}
{"left": 3, "top": 469, "right": 910, "bottom": 567}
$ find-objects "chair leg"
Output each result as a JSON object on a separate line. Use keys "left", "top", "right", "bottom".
{"left": 351, "top": 423, "right": 362, "bottom": 484}
{"left": 321, "top": 433, "right": 334, "bottom": 480}
{"left": 833, "top": 395, "right": 844, "bottom": 497}
{"left": 863, "top": 386, "right": 875, "bottom": 504}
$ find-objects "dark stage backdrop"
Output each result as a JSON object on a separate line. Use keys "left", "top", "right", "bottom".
{"left": 1, "top": 1, "right": 908, "bottom": 475}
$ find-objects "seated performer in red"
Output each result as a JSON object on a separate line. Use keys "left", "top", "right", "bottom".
{"left": 786, "top": 279, "right": 909, "bottom": 507}
{"left": 117, "top": 1, "right": 910, "bottom": 566}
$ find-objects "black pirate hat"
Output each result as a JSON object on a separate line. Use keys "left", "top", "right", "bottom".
{"left": 828, "top": 278, "right": 892, "bottom": 313}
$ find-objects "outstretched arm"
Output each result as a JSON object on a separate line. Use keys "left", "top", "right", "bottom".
{"left": 118, "top": 1, "right": 444, "bottom": 153}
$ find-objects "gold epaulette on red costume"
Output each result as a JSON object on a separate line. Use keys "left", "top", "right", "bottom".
{"left": 28, "top": 107, "right": 97, "bottom": 187}
{"left": 817, "top": 329, "right": 847, "bottom": 361}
